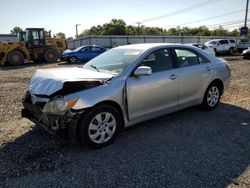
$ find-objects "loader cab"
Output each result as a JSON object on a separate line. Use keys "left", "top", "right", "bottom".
{"left": 25, "top": 28, "right": 47, "bottom": 48}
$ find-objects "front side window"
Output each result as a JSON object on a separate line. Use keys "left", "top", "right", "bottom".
{"left": 174, "top": 49, "right": 199, "bottom": 67}
{"left": 31, "top": 31, "right": 39, "bottom": 40}
{"left": 140, "top": 48, "right": 173, "bottom": 72}
{"left": 80, "top": 47, "right": 90, "bottom": 52}
{"left": 208, "top": 40, "right": 217, "bottom": 44}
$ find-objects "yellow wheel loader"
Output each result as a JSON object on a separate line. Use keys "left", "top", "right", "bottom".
{"left": 0, "top": 28, "right": 67, "bottom": 65}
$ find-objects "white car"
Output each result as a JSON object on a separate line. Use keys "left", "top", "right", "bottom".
{"left": 186, "top": 43, "right": 215, "bottom": 56}
{"left": 205, "top": 39, "right": 236, "bottom": 54}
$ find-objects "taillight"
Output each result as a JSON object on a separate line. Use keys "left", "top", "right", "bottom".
{"left": 225, "top": 64, "right": 230, "bottom": 71}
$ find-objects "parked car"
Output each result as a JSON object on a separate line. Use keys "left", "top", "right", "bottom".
{"left": 61, "top": 45, "right": 107, "bottom": 63}
{"left": 237, "top": 39, "right": 250, "bottom": 52}
{"left": 22, "top": 43, "right": 231, "bottom": 148}
{"left": 242, "top": 48, "right": 250, "bottom": 59}
{"left": 186, "top": 43, "right": 215, "bottom": 56}
{"left": 205, "top": 39, "right": 236, "bottom": 54}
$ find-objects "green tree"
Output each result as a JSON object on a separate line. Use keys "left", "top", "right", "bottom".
{"left": 126, "top": 25, "right": 137, "bottom": 35}
{"left": 10, "top": 26, "right": 23, "bottom": 34}
{"left": 211, "top": 26, "right": 230, "bottom": 36}
{"left": 56, "top": 32, "right": 66, "bottom": 39}
{"left": 165, "top": 28, "right": 178, "bottom": 35}
{"left": 102, "top": 19, "right": 126, "bottom": 35}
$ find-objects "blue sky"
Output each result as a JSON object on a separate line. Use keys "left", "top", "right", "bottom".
{"left": 0, "top": 0, "right": 248, "bottom": 37}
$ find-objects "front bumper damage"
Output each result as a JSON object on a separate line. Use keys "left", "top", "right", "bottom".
{"left": 21, "top": 91, "right": 82, "bottom": 141}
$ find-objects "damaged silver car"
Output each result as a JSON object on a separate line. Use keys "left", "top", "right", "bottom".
{"left": 22, "top": 43, "right": 231, "bottom": 148}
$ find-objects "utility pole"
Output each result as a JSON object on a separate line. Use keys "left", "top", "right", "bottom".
{"left": 245, "top": 0, "right": 249, "bottom": 27}
{"left": 75, "top": 24, "right": 80, "bottom": 38}
{"left": 136, "top": 22, "right": 142, "bottom": 35}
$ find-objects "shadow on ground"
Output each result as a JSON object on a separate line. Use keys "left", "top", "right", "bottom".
{"left": 0, "top": 103, "right": 249, "bottom": 187}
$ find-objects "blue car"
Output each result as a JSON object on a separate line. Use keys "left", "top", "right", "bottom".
{"left": 61, "top": 45, "right": 107, "bottom": 63}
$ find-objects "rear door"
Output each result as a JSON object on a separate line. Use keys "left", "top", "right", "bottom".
{"left": 173, "top": 48, "right": 214, "bottom": 106}
{"left": 126, "top": 48, "right": 179, "bottom": 121}
{"left": 90, "top": 47, "right": 103, "bottom": 59}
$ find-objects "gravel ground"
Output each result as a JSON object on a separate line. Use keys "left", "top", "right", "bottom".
{"left": 0, "top": 57, "right": 249, "bottom": 188}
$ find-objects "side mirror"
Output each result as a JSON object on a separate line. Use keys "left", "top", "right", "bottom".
{"left": 134, "top": 66, "right": 152, "bottom": 77}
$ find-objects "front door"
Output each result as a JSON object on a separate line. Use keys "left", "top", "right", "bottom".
{"left": 126, "top": 48, "right": 179, "bottom": 121}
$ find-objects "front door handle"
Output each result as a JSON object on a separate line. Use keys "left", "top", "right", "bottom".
{"left": 169, "top": 74, "right": 178, "bottom": 80}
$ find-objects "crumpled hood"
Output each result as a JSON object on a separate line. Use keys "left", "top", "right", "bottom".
{"left": 28, "top": 67, "right": 113, "bottom": 96}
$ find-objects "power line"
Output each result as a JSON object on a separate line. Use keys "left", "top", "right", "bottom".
{"left": 137, "top": 0, "right": 220, "bottom": 23}
{"left": 206, "top": 19, "right": 249, "bottom": 28}
{"left": 166, "top": 10, "right": 247, "bottom": 28}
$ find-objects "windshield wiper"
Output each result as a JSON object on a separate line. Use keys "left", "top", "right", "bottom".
{"left": 90, "top": 64, "right": 100, "bottom": 72}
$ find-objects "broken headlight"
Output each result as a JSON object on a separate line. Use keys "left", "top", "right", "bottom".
{"left": 43, "top": 98, "right": 78, "bottom": 115}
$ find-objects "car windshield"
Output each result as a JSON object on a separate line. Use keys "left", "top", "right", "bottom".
{"left": 73, "top": 46, "right": 85, "bottom": 52}
{"left": 207, "top": 41, "right": 217, "bottom": 44}
{"left": 83, "top": 48, "right": 143, "bottom": 75}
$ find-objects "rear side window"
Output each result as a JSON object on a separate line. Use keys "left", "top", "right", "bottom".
{"left": 141, "top": 48, "right": 173, "bottom": 72}
{"left": 91, "top": 47, "right": 102, "bottom": 52}
{"left": 222, "top": 40, "right": 229, "bottom": 44}
{"left": 229, "top": 40, "right": 236, "bottom": 43}
{"left": 174, "top": 49, "right": 199, "bottom": 67}
{"left": 198, "top": 54, "right": 210, "bottom": 64}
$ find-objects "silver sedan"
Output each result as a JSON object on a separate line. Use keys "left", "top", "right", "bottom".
{"left": 22, "top": 43, "right": 231, "bottom": 148}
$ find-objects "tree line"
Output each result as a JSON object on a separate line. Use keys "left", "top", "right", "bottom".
{"left": 10, "top": 19, "right": 250, "bottom": 39}
{"left": 78, "top": 19, "right": 245, "bottom": 38}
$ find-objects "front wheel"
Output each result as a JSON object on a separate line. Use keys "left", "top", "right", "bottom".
{"left": 43, "top": 48, "right": 58, "bottom": 63}
{"left": 7, "top": 50, "right": 25, "bottom": 65}
{"left": 201, "top": 84, "right": 221, "bottom": 110}
{"left": 78, "top": 105, "right": 122, "bottom": 148}
{"left": 68, "top": 56, "right": 77, "bottom": 63}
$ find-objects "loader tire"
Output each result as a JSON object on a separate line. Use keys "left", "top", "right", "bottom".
{"left": 43, "top": 48, "right": 58, "bottom": 63}
{"left": 7, "top": 50, "right": 25, "bottom": 66}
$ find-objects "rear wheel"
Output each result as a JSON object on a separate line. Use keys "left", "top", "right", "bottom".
{"left": 7, "top": 50, "right": 25, "bottom": 65}
{"left": 78, "top": 105, "right": 122, "bottom": 148}
{"left": 214, "top": 48, "right": 217, "bottom": 56}
{"left": 43, "top": 48, "right": 58, "bottom": 63}
{"left": 68, "top": 56, "right": 77, "bottom": 63}
{"left": 201, "top": 84, "right": 221, "bottom": 110}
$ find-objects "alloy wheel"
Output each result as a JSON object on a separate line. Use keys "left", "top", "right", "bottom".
{"left": 88, "top": 112, "right": 116, "bottom": 144}
{"left": 69, "top": 57, "right": 77, "bottom": 63}
{"left": 207, "top": 86, "right": 219, "bottom": 107}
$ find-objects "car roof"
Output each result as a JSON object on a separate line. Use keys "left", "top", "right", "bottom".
{"left": 116, "top": 43, "right": 198, "bottom": 51}
{"left": 185, "top": 43, "right": 203, "bottom": 46}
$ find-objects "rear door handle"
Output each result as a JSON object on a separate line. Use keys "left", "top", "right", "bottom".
{"left": 169, "top": 74, "right": 178, "bottom": 80}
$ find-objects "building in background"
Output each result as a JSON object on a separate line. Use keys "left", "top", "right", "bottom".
{"left": 0, "top": 34, "right": 18, "bottom": 42}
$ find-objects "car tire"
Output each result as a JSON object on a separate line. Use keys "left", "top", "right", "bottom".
{"left": 201, "top": 83, "right": 222, "bottom": 110}
{"left": 7, "top": 50, "right": 25, "bottom": 65}
{"left": 78, "top": 104, "right": 122, "bottom": 149}
{"left": 214, "top": 48, "right": 218, "bottom": 56}
{"left": 44, "top": 48, "right": 58, "bottom": 63}
{"left": 228, "top": 48, "right": 234, "bottom": 55}
{"left": 68, "top": 56, "right": 77, "bottom": 63}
